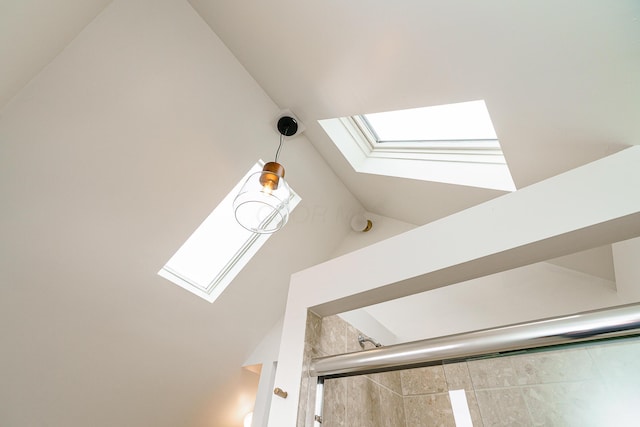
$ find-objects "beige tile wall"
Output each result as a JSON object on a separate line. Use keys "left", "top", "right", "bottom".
{"left": 298, "top": 312, "right": 406, "bottom": 427}
{"left": 300, "top": 313, "right": 640, "bottom": 427}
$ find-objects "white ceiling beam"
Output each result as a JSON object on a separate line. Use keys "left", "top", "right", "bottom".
{"left": 309, "top": 145, "right": 640, "bottom": 316}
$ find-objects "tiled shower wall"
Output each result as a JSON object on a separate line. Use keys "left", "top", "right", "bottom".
{"left": 299, "top": 313, "right": 640, "bottom": 426}
{"left": 297, "top": 311, "right": 405, "bottom": 426}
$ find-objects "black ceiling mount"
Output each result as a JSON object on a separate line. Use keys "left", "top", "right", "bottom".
{"left": 277, "top": 116, "right": 298, "bottom": 137}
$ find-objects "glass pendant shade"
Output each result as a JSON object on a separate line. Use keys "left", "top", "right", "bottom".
{"left": 233, "top": 162, "right": 292, "bottom": 234}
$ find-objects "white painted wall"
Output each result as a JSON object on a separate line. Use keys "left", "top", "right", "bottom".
{"left": 359, "top": 262, "right": 622, "bottom": 343}
{"left": 613, "top": 236, "right": 640, "bottom": 301}
{"left": 331, "top": 212, "right": 417, "bottom": 258}
{"left": 348, "top": 239, "right": 640, "bottom": 346}
{"left": 244, "top": 318, "right": 284, "bottom": 368}
{"left": 548, "top": 245, "right": 615, "bottom": 282}
{"left": 249, "top": 362, "right": 277, "bottom": 427}
{"left": 338, "top": 309, "right": 399, "bottom": 346}
{"left": 243, "top": 318, "right": 283, "bottom": 426}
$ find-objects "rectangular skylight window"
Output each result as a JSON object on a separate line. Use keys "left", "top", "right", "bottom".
{"left": 158, "top": 161, "right": 300, "bottom": 303}
{"left": 361, "top": 100, "right": 498, "bottom": 142}
{"left": 318, "top": 99, "right": 516, "bottom": 191}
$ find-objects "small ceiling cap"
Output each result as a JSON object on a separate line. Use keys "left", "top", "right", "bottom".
{"left": 275, "top": 110, "right": 305, "bottom": 136}
{"left": 277, "top": 116, "right": 298, "bottom": 136}
{"left": 350, "top": 214, "right": 373, "bottom": 232}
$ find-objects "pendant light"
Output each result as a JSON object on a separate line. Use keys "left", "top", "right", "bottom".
{"left": 233, "top": 116, "right": 298, "bottom": 234}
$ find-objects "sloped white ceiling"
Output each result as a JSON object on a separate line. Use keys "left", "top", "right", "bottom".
{"left": 190, "top": 0, "right": 640, "bottom": 224}
{"left": 0, "top": 0, "right": 113, "bottom": 109}
{"left": 2, "top": 1, "right": 640, "bottom": 427}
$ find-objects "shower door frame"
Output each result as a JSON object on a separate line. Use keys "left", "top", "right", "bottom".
{"left": 308, "top": 302, "right": 640, "bottom": 425}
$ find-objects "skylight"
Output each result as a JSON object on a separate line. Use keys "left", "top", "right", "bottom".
{"left": 362, "top": 100, "right": 497, "bottom": 142}
{"left": 158, "top": 161, "right": 301, "bottom": 303}
{"left": 318, "top": 100, "right": 515, "bottom": 191}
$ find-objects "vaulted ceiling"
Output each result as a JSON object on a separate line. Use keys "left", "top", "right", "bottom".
{"left": 1, "top": 1, "right": 639, "bottom": 427}
{"left": 190, "top": 0, "right": 639, "bottom": 224}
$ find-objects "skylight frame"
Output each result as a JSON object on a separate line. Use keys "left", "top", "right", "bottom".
{"left": 345, "top": 115, "right": 506, "bottom": 165}
{"left": 355, "top": 114, "right": 503, "bottom": 152}
{"left": 358, "top": 100, "right": 499, "bottom": 144}
{"left": 318, "top": 100, "right": 516, "bottom": 191}
{"left": 158, "top": 160, "right": 301, "bottom": 303}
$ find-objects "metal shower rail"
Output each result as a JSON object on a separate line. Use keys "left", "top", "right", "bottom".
{"left": 309, "top": 302, "right": 640, "bottom": 378}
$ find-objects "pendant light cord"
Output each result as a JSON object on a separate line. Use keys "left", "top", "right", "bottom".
{"left": 274, "top": 131, "right": 285, "bottom": 162}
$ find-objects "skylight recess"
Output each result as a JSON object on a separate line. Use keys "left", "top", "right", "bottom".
{"left": 318, "top": 100, "right": 516, "bottom": 191}
{"left": 158, "top": 161, "right": 301, "bottom": 303}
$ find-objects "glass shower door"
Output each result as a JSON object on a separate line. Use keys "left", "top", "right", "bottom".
{"left": 319, "top": 336, "right": 640, "bottom": 426}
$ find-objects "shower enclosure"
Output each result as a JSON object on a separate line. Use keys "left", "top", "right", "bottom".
{"left": 301, "top": 303, "right": 640, "bottom": 427}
